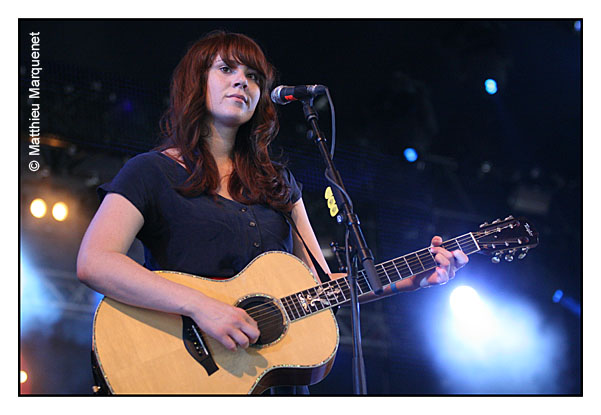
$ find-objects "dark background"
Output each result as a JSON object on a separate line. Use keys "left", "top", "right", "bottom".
{"left": 18, "top": 19, "right": 582, "bottom": 395}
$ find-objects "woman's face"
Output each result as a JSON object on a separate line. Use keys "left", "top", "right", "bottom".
{"left": 205, "top": 54, "right": 261, "bottom": 130}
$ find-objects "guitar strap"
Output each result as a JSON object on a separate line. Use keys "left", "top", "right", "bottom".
{"left": 282, "top": 211, "right": 331, "bottom": 283}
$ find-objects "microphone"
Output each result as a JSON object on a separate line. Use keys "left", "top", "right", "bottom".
{"left": 270, "top": 84, "right": 327, "bottom": 105}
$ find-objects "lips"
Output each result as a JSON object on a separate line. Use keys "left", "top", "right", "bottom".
{"left": 227, "top": 94, "right": 247, "bottom": 103}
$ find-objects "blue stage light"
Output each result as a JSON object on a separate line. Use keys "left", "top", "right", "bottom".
{"left": 404, "top": 147, "right": 418, "bottom": 162}
{"left": 425, "top": 285, "right": 567, "bottom": 393}
{"left": 20, "top": 251, "right": 64, "bottom": 334}
{"left": 484, "top": 79, "right": 498, "bottom": 95}
{"left": 574, "top": 21, "right": 581, "bottom": 32}
{"left": 552, "top": 289, "right": 564, "bottom": 303}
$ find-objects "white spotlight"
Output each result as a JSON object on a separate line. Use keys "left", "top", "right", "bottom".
{"left": 450, "top": 285, "right": 482, "bottom": 317}
{"left": 449, "top": 285, "right": 494, "bottom": 343}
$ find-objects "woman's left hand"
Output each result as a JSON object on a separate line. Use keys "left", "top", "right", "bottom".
{"left": 410, "top": 235, "right": 469, "bottom": 289}
{"left": 329, "top": 235, "right": 469, "bottom": 299}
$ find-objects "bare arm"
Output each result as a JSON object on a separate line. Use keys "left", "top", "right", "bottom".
{"left": 77, "top": 193, "right": 259, "bottom": 351}
{"left": 290, "top": 198, "right": 333, "bottom": 278}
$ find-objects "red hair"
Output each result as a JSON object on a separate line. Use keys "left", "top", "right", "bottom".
{"left": 158, "top": 31, "right": 292, "bottom": 211}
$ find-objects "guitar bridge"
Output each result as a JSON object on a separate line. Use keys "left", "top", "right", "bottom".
{"left": 182, "top": 316, "right": 219, "bottom": 376}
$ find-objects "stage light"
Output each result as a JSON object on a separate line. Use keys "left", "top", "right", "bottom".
{"left": 480, "top": 161, "right": 492, "bottom": 173}
{"left": 21, "top": 250, "right": 64, "bottom": 334}
{"left": 450, "top": 285, "right": 481, "bottom": 316}
{"left": 552, "top": 289, "right": 564, "bottom": 303}
{"left": 425, "top": 281, "right": 567, "bottom": 394}
{"left": 52, "top": 202, "right": 68, "bottom": 221}
{"left": 20, "top": 370, "right": 28, "bottom": 384}
{"left": 449, "top": 286, "right": 494, "bottom": 343}
{"left": 484, "top": 79, "right": 498, "bottom": 95}
{"left": 552, "top": 290, "right": 581, "bottom": 316}
{"left": 30, "top": 198, "right": 47, "bottom": 218}
{"left": 404, "top": 148, "right": 418, "bottom": 162}
{"left": 574, "top": 21, "right": 581, "bottom": 32}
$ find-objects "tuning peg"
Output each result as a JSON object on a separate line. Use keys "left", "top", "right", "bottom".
{"left": 504, "top": 215, "right": 515, "bottom": 221}
{"left": 504, "top": 254, "right": 514, "bottom": 262}
{"left": 492, "top": 254, "right": 501, "bottom": 264}
{"left": 518, "top": 247, "right": 529, "bottom": 260}
{"left": 492, "top": 218, "right": 502, "bottom": 224}
{"left": 479, "top": 222, "right": 489, "bottom": 228}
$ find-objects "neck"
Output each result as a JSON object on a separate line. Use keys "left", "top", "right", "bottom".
{"left": 279, "top": 233, "right": 481, "bottom": 321}
{"left": 207, "top": 121, "right": 238, "bottom": 162}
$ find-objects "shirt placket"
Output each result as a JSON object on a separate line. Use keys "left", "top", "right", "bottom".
{"left": 240, "top": 206, "right": 262, "bottom": 251}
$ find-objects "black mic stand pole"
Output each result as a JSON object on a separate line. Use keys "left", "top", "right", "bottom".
{"left": 300, "top": 98, "right": 384, "bottom": 395}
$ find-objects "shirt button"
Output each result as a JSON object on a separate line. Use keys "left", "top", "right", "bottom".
{"left": 253, "top": 242, "right": 260, "bottom": 248}
{"left": 240, "top": 207, "right": 247, "bottom": 212}
{"left": 249, "top": 221, "right": 256, "bottom": 227}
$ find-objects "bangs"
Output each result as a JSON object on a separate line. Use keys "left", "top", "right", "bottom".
{"left": 216, "top": 35, "right": 273, "bottom": 87}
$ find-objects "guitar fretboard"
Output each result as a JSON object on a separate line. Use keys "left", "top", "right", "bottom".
{"left": 280, "top": 233, "right": 480, "bottom": 322}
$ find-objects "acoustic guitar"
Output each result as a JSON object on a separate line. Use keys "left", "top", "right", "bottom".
{"left": 91, "top": 216, "right": 538, "bottom": 394}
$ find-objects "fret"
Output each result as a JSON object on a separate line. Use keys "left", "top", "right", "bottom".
{"left": 408, "top": 253, "right": 424, "bottom": 274}
{"left": 358, "top": 271, "right": 370, "bottom": 294}
{"left": 449, "top": 238, "right": 462, "bottom": 252}
{"left": 334, "top": 278, "right": 348, "bottom": 302}
{"left": 443, "top": 238, "right": 460, "bottom": 252}
{"left": 402, "top": 256, "right": 414, "bottom": 275}
{"left": 453, "top": 237, "right": 468, "bottom": 254}
{"left": 468, "top": 232, "right": 480, "bottom": 253}
{"left": 390, "top": 260, "right": 402, "bottom": 282}
{"left": 308, "top": 287, "right": 325, "bottom": 312}
{"left": 286, "top": 295, "right": 301, "bottom": 320}
{"left": 294, "top": 292, "right": 308, "bottom": 318}
{"left": 380, "top": 263, "right": 392, "bottom": 285}
{"left": 340, "top": 277, "right": 352, "bottom": 298}
{"left": 281, "top": 296, "right": 295, "bottom": 321}
{"left": 357, "top": 270, "right": 371, "bottom": 295}
{"left": 419, "top": 249, "right": 437, "bottom": 270}
{"left": 414, "top": 252, "right": 425, "bottom": 270}
{"left": 458, "top": 234, "right": 479, "bottom": 255}
{"left": 394, "top": 257, "right": 411, "bottom": 279}
{"left": 327, "top": 280, "right": 345, "bottom": 307}
{"left": 456, "top": 237, "right": 469, "bottom": 253}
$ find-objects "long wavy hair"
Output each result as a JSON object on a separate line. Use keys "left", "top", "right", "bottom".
{"left": 157, "top": 31, "right": 292, "bottom": 211}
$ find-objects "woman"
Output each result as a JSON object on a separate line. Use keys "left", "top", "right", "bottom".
{"left": 77, "top": 30, "right": 468, "bottom": 394}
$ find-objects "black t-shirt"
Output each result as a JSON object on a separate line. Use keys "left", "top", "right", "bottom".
{"left": 98, "top": 151, "right": 302, "bottom": 278}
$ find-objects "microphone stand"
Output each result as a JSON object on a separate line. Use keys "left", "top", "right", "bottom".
{"left": 300, "top": 97, "right": 384, "bottom": 395}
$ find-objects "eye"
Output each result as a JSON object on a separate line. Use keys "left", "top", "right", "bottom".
{"left": 247, "top": 72, "right": 258, "bottom": 81}
{"left": 219, "top": 65, "right": 232, "bottom": 73}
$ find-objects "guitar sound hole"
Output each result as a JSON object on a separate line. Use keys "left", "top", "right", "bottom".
{"left": 237, "top": 296, "right": 286, "bottom": 347}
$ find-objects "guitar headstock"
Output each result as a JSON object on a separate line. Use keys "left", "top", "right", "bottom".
{"left": 473, "top": 216, "right": 539, "bottom": 263}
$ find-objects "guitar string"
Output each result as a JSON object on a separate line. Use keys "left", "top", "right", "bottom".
{"left": 238, "top": 234, "right": 479, "bottom": 322}
{"left": 241, "top": 235, "right": 478, "bottom": 322}
{"left": 244, "top": 282, "right": 354, "bottom": 324}
{"left": 244, "top": 252, "right": 445, "bottom": 325}
{"left": 225, "top": 231, "right": 520, "bottom": 333}
{"left": 245, "top": 231, "right": 516, "bottom": 330}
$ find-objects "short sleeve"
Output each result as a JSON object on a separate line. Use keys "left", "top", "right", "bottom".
{"left": 97, "top": 153, "right": 157, "bottom": 220}
{"left": 283, "top": 167, "right": 303, "bottom": 204}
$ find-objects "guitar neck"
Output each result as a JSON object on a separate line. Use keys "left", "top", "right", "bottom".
{"left": 279, "top": 233, "right": 481, "bottom": 322}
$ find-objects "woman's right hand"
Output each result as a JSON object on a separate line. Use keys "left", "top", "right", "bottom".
{"left": 189, "top": 295, "right": 260, "bottom": 351}
{"left": 78, "top": 193, "right": 260, "bottom": 353}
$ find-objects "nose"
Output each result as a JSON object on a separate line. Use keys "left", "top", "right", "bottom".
{"left": 233, "top": 72, "right": 248, "bottom": 89}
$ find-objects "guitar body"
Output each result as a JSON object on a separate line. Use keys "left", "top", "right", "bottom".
{"left": 92, "top": 251, "right": 339, "bottom": 395}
